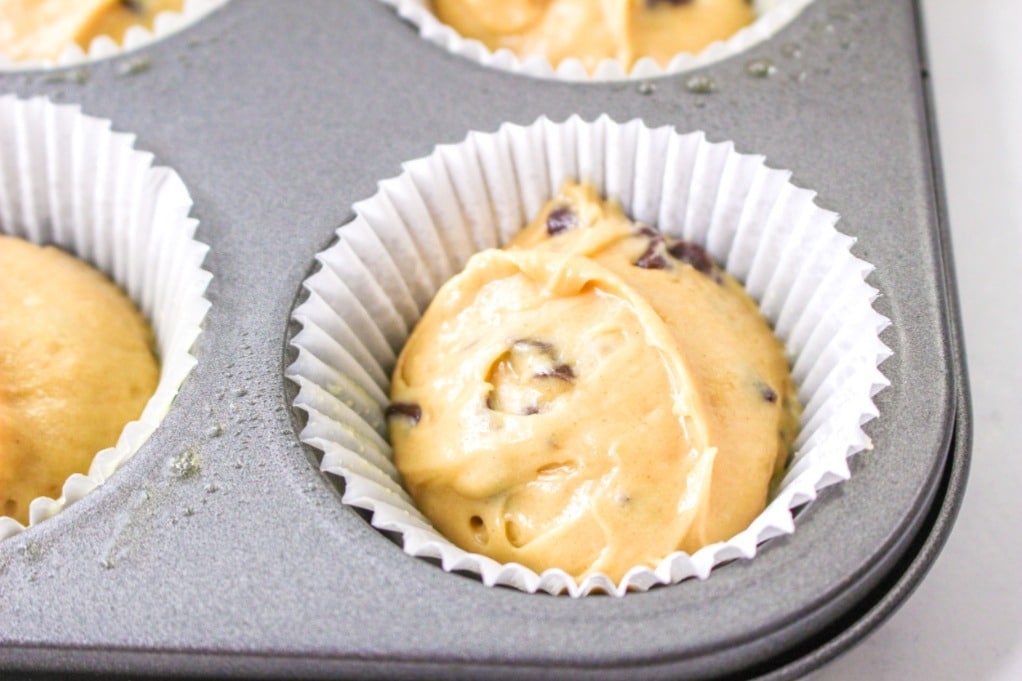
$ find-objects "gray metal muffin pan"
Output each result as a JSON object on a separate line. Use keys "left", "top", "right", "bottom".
{"left": 0, "top": 0, "right": 970, "bottom": 678}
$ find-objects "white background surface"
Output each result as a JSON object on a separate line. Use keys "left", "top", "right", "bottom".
{"left": 809, "top": 1, "right": 1022, "bottom": 679}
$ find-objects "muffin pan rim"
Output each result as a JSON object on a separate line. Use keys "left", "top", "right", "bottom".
{"left": 0, "top": 1, "right": 966, "bottom": 678}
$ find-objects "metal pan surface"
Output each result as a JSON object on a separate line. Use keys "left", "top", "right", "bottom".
{"left": 0, "top": 0, "right": 968, "bottom": 678}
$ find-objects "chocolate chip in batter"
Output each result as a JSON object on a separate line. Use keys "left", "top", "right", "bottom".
{"left": 121, "top": 0, "right": 144, "bottom": 12}
{"left": 546, "top": 206, "right": 577, "bottom": 235}
{"left": 487, "top": 339, "right": 574, "bottom": 414}
{"left": 535, "top": 363, "right": 575, "bottom": 381}
{"left": 385, "top": 402, "right": 422, "bottom": 424}
{"left": 635, "top": 243, "right": 670, "bottom": 270}
{"left": 635, "top": 225, "right": 661, "bottom": 240}
{"left": 759, "top": 384, "right": 778, "bottom": 403}
{"left": 667, "top": 240, "right": 715, "bottom": 276}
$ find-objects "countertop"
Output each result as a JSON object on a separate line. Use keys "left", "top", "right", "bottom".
{"left": 810, "top": 1, "right": 1022, "bottom": 679}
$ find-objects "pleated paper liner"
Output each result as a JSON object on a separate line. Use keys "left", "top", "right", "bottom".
{"left": 287, "top": 115, "right": 890, "bottom": 596}
{"left": 0, "top": 0, "right": 229, "bottom": 71}
{"left": 0, "top": 96, "right": 211, "bottom": 540}
{"left": 380, "top": 0, "right": 814, "bottom": 81}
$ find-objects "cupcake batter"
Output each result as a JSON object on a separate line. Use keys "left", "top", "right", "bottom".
{"left": 431, "top": 0, "right": 756, "bottom": 71}
{"left": 389, "top": 182, "right": 800, "bottom": 581}
{"left": 0, "top": 236, "right": 159, "bottom": 524}
{"left": 0, "top": 0, "right": 184, "bottom": 62}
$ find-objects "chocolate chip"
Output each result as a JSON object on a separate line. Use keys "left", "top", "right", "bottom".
{"left": 535, "top": 364, "right": 575, "bottom": 381}
{"left": 667, "top": 240, "right": 715, "bottom": 276}
{"left": 760, "top": 385, "right": 778, "bottom": 403}
{"left": 635, "top": 243, "right": 670, "bottom": 270}
{"left": 635, "top": 225, "right": 660, "bottom": 239}
{"left": 546, "top": 206, "right": 577, "bottom": 235}
{"left": 385, "top": 402, "right": 421, "bottom": 424}
{"left": 121, "top": 0, "right": 144, "bottom": 12}
{"left": 523, "top": 406, "right": 540, "bottom": 416}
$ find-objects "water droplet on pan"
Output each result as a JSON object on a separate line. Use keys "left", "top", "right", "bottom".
{"left": 685, "top": 75, "right": 717, "bottom": 94}
{"left": 746, "top": 58, "right": 777, "bottom": 78}
{"left": 114, "top": 56, "right": 152, "bottom": 77}
{"left": 44, "top": 68, "right": 90, "bottom": 85}
{"left": 21, "top": 542, "right": 45, "bottom": 562}
{"left": 168, "top": 449, "right": 201, "bottom": 479}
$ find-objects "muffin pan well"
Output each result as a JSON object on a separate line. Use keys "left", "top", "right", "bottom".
{"left": 0, "top": 1, "right": 969, "bottom": 679}
{"left": 0, "top": 96, "right": 211, "bottom": 537}
{"left": 288, "top": 117, "right": 891, "bottom": 597}
{"left": 0, "top": 0, "right": 229, "bottom": 70}
{"left": 379, "top": 0, "right": 815, "bottom": 80}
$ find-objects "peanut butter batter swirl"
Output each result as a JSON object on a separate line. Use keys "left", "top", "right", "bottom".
{"left": 432, "top": 0, "right": 755, "bottom": 71}
{"left": 389, "top": 182, "right": 799, "bottom": 582}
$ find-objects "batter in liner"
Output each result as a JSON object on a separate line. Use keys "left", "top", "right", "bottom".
{"left": 0, "top": 236, "right": 159, "bottom": 525}
{"left": 0, "top": 0, "right": 184, "bottom": 62}
{"left": 431, "top": 0, "right": 756, "bottom": 71}
{"left": 388, "top": 182, "right": 800, "bottom": 581}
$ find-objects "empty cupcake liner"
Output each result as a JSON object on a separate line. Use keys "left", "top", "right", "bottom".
{"left": 0, "top": 96, "right": 211, "bottom": 540}
{"left": 286, "top": 115, "right": 890, "bottom": 596}
{"left": 379, "top": 0, "right": 814, "bottom": 81}
{"left": 0, "top": 0, "right": 229, "bottom": 71}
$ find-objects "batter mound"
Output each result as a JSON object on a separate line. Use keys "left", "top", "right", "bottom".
{"left": 0, "top": 236, "right": 159, "bottom": 525}
{"left": 431, "top": 0, "right": 755, "bottom": 71}
{"left": 388, "top": 182, "right": 800, "bottom": 581}
{"left": 0, "top": 0, "right": 184, "bottom": 62}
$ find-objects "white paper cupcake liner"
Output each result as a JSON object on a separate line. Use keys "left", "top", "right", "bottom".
{"left": 0, "top": 0, "right": 229, "bottom": 71}
{"left": 287, "top": 115, "right": 890, "bottom": 596}
{"left": 0, "top": 95, "right": 211, "bottom": 540}
{"left": 379, "top": 0, "right": 814, "bottom": 81}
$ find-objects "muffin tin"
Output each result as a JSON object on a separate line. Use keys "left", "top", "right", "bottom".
{"left": 0, "top": 1, "right": 970, "bottom": 679}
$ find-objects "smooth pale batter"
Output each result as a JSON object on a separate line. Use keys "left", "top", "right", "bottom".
{"left": 389, "top": 182, "right": 800, "bottom": 581}
{"left": 0, "top": 236, "right": 159, "bottom": 524}
{"left": 0, "top": 0, "right": 184, "bottom": 62}
{"left": 432, "top": 0, "right": 756, "bottom": 71}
